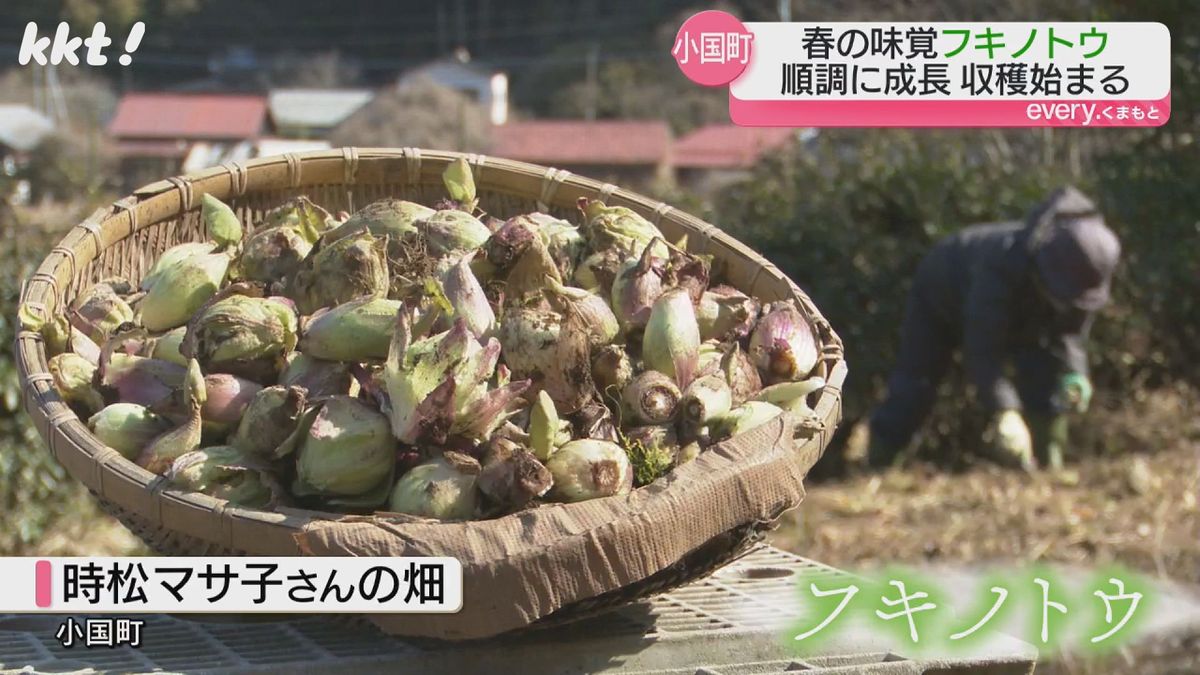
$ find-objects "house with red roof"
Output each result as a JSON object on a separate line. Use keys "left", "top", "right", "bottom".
{"left": 489, "top": 120, "right": 672, "bottom": 188}
{"left": 487, "top": 121, "right": 796, "bottom": 191}
{"left": 108, "top": 93, "right": 269, "bottom": 189}
{"left": 673, "top": 124, "right": 799, "bottom": 191}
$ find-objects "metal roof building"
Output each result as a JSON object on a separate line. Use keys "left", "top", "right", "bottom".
{"left": 0, "top": 105, "right": 54, "bottom": 153}
{"left": 490, "top": 120, "right": 672, "bottom": 167}
{"left": 673, "top": 125, "right": 798, "bottom": 169}
{"left": 108, "top": 93, "right": 268, "bottom": 143}
{"left": 267, "top": 89, "right": 374, "bottom": 138}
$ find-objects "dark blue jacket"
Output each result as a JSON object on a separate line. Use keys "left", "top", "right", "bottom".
{"left": 917, "top": 220, "right": 1091, "bottom": 411}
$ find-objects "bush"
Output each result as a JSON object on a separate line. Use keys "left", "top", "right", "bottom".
{"left": 0, "top": 209, "right": 90, "bottom": 552}
{"left": 0, "top": 203, "right": 138, "bottom": 554}
{"left": 708, "top": 0, "right": 1199, "bottom": 467}
{"left": 331, "top": 78, "right": 492, "bottom": 152}
{"left": 21, "top": 132, "right": 118, "bottom": 203}
{"left": 710, "top": 125, "right": 1196, "bottom": 464}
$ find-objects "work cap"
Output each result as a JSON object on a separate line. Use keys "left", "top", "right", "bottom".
{"left": 1033, "top": 188, "right": 1121, "bottom": 311}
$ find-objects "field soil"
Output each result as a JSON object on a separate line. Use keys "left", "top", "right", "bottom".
{"left": 769, "top": 387, "right": 1200, "bottom": 674}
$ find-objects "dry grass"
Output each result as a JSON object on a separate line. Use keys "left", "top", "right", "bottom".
{"left": 773, "top": 443, "right": 1200, "bottom": 582}
{"left": 25, "top": 497, "right": 146, "bottom": 557}
{"left": 771, "top": 387, "right": 1200, "bottom": 583}
{"left": 769, "top": 386, "right": 1200, "bottom": 673}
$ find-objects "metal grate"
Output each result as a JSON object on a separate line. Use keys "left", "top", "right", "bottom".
{"left": 0, "top": 547, "right": 1035, "bottom": 674}
{"left": 632, "top": 653, "right": 911, "bottom": 674}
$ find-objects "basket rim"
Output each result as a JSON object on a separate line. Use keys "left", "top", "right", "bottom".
{"left": 16, "top": 147, "right": 847, "bottom": 553}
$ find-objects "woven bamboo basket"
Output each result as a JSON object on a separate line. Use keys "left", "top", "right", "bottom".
{"left": 16, "top": 148, "right": 846, "bottom": 639}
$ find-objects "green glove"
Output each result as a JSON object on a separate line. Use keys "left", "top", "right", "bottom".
{"left": 990, "top": 410, "right": 1034, "bottom": 470}
{"left": 1060, "top": 373, "right": 1093, "bottom": 413}
{"left": 1027, "top": 413, "right": 1069, "bottom": 471}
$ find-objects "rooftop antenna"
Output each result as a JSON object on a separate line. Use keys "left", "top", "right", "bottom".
{"left": 46, "top": 63, "right": 70, "bottom": 128}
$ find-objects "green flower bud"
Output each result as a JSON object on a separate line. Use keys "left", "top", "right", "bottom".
{"left": 546, "top": 439, "right": 633, "bottom": 503}
{"left": 183, "top": 293, "right": 298, "bottom": 383}
{"left": 643, "top": 288, "right": 701, "bottom": 388}
{"left": 529, "top": 213, "right": 585, "bottom": 280}
{"left": 298, "top": 297, "right": 402, "bottom": 361}
{"left": 711, "top": 401, "right": 784, "bottom": 440}
{"left": 545, "top": 277, "right": 618, "bottom": 349}
{"left": 238, "top": 225, "right": 313, "bottom": 283}
{"left": 138, "top": 359, "right": 206, "bottom": 475}
{"left": 289, "top": 231, "right": 389, "bottom": 314}
{"left": 323, "top": 198, "right": 434, "bottom": 245}
{"left": 572, "top": 249, "right": 621, "bottom": 294}
{"left": 150, "top": 327, "right": 188, "bottom": 367}
{"left": 293, "top": 396, "right": 396, "bottom": 500}
{"left": 489, "top": 213, "right": 584, "bottom": 280}
{"left": 442, "top": 157, "right": 477, "bottom": 211}
{"left": 140, "top": 242, "right": 218, "bottom": 292}
{"left": 201, "top": 194, "right": 243, "bottom": 249}
{"left": 70, "top": 281, "right": 134, "bottom": 343}
{"left": 88, "top": 403, "right": 172, "bottom": 460}
{"left": 197, "top": 372, "right": 261, "bottom": 438}
{"left": 19, "top": 305, "right": 70, "bottom": 357}
{"left": 418, "top": 210, "right": 491, "bottom": 257}
{"left": 528, "top": 390, "right": 560, "bottom": 462}
{"left": 611, "top": 243, "right": 666, "bottom": 330}
{"left": 49, "top": 352, "right": 103, "bottom": 413}
{"left": 167, "top": 446, "right": 272, "bottom": 509}
{"left": 579, "top": 198, "right": 663, "bottom": 257}
{"left": 389, "top": 452, "right": 480, "bottom": 521}
{"left": 260, "top": 196, "right": 335, "bottom": 241}
{"left": 229, "top": 385, "right": 307, "bottom": 459}
{"left": 279, "top": 353, "right": 353, "bottom": 398}
{"left": 97, "top": 353, "right": 185, "bottom": 409}
{"left": 749, "top": 302, "right": 819, "bottom": 383}
{"left": 385, "top": 317, "right": 518, "bottom": 445}
{"left": 697, "top": 285, "right": 760, "bottom": 342}
{"left": 439, "top": 253, "right": 494, "bottom": 338}
{"left": 722, "top": 345, "right": 763, "bottom": 406}
{"left": 140, "top": 252, "right": 230, "bottom": 332}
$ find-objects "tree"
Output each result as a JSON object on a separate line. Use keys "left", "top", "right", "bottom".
{"left": 547, "top": 59, "right": 727, "bottom": 135}
{"left": 710, "top": 79, "right": 1199, "bottom": 464}
{"left": 265, "top": 51, "right": 364, "bottom": 89}
{"left": 330, "top": 78, "right": 492, "bottom": 152}
{"left": 21, "top": 132, "right": 117, "bottom": 204}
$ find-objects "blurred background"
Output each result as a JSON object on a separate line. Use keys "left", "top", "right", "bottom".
{"left": 0, "top": 0, "right": 1195, "bottom": 611}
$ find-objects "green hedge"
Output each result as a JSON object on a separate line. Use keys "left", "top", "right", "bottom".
{"left": 705, "top": 1, "right": 1200, "bottom": 466}
{"left": 0, "top": 215, "right": 98, "bottom": 552}
{"left": 711, "top": 126, "right": 1196, "bottom": 463}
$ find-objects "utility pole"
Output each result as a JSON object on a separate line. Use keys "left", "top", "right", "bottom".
{"left": 46, "top": 63, "right": 69, "bottom": 128}
{"left": 584, "top": 44, "right": 599, "bottom": 121}
{"left": 437, "top": 5, "right": 447, "bottom": 54}
{"left": 478, "top": 0, "right": 490, "bottom": 51}
{"left": 31, "top": 66, "right": 42, "bottom": 116}
{"left": 779, "top": 0, "right": 792, "bottom": 22}
{"left": 455, "top": 0, "right": 467, "bottom": 51}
